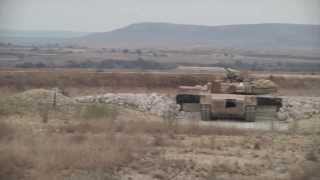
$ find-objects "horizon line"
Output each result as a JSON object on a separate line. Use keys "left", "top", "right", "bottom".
{"left": 1, "top": 22, "right": 320, "bottom": 33}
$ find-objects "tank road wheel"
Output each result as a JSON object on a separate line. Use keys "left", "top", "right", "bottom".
{"left": 200, "top": 104, "right": 211, "bottom": 121}
{"left": 245, "top": 105, "right": 256, "bottom": 122}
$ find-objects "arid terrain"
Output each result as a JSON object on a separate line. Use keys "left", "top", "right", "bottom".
{"left": 0, "top": 67, "right": 320, "bottom": 180}
{"left": 1, "top": 1, "right": 320, "bottom": 179}
{"left": 1, "top": 29, "right": 320, "bottom": 180}
{"left": 1, "top": 44, "right": 320, "bottom": 72}
{"left": 0, "top": 68, "right": 320, "bottom": 96}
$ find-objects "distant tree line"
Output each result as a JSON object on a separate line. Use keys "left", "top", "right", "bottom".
{"left": 15, "top": 58, "right": 177, "bottom": 70}
{"left": 65, "top": 58, "right": 177, "bottom": 70}
{"left": 225, "top": 60, "right": 320, "bottom": 72}
{"left": 13, "top": 58, "right": 320, "bottom": 72}
{"left": 15, "top": 62, "right": 47, "bottom": 68}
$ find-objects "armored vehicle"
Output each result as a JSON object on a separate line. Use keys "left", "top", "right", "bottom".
{"left": 176, "top": 71, "right": 282, "bottom": 121}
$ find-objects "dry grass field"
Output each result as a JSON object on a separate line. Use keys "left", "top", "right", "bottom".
{"left": 0, "top": 88, "right": 319, "bottom": 180}
{"left": 1, "top": 105, "right": 319, "bottom": 180}
{"left": 0, "top": 69, "right": 320, "bottom": 96}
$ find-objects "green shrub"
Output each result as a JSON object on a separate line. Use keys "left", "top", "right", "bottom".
{"left": 80, "top": 104, "right": 118, "bottom": 120}
{"left": 0, "top": 96, "right": 31, "bottom": 116}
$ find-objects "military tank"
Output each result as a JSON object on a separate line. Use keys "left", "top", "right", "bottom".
{"left": 176, "top": 69, "right": 282, "bottom": 122}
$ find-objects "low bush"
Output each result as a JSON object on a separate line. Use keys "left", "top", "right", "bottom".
{"left": 80, "top": 103, "right": 118, "bottom": 120}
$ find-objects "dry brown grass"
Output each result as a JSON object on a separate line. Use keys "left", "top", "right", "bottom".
{"left": 0, "top": 99, "right": 315, "bottom": 180}
{"left": 0, "top": 116, "right": 316, "bottom": 180}
{"left": 0, "top": 115, "right": 253, "bottom": 179}
{"left": 0, "top": 70, "right": 217, "bottom": 91}
{"left": 0, "top": 146, "right": 33, "bottom": 180}
{"left": 290, "top": 163, "right": 320, "bottom": 180}
{"left": 0, "top": 121, "right": 15, "bottom": 141}
{"left": 56, "top": 118, "right": 252, "bottom": 139}
{"left": 33, "top": 135, "right": 144, "bottom": 174}
{"left": 0, "top": 121, "right": 33, "bottom": 180}
{"left": 1, "top": 70, "right": 320, "bottom": 96}
{"left": 0, "top": 119, "right": 149, "bottom": 180}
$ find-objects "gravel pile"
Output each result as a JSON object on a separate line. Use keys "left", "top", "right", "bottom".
{"left": 75, "top": 93, "right": 320, "bottom": 121}
{"left": 278, "top": 96, "right": 320, "bottom": 121}
{"left": 75, "top": 93, "right": 179, "bottom": 117}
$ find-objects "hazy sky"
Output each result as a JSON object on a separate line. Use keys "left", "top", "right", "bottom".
{"left": 0, "top": 0, "right": 319, "bottom": 32}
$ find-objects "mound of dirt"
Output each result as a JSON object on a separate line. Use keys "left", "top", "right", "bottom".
{"left": 76, "top": 93, "right": 179, "bottom": 117}
{"left": 11, "top": 89, "right": 75, "bottom": 107}
{"left": 278, "top": 96, "right": 320, "bottom": 121}
{"left": 0, "top": 89, "right": 77, "bottom": 116}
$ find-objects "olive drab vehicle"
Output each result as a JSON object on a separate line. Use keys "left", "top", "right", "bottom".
{"left": 176, "top": 69, "right": 282, "bottom": 122}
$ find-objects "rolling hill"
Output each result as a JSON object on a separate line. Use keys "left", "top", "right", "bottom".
{"left": 77, "top": 22, "right": 320, "bottom": 49}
